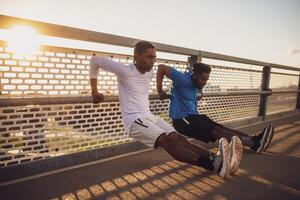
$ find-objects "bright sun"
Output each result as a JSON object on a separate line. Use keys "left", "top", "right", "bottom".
{"left": 6, "top": 25, "right": 41, "bottom": 56}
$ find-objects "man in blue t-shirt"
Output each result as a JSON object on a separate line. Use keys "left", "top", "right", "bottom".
{"left": 156, "top": 63, "right": 274, "bottom": 157}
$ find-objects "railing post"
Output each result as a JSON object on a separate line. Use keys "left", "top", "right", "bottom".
{"left": 296, "top": 73, "right": 300, "bottom": 110}
{"left": 258, "top": 66, "right": 271, "bottom": 120}
{"left": 187, "top": 53, "right": 202, "bottom": 70}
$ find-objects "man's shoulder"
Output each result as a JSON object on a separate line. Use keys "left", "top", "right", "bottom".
{"left": 121, "top": 63, "right": 135, "bottom": 73}
{"left": 126, "top": 63, "right": 135, "bottom": 69}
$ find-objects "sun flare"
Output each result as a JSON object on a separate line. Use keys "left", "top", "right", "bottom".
{"left": 6, "top": 25, "right": 41, "bottom": 57}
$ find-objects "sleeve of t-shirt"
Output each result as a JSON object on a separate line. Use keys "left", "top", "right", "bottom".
{"left": 170, "top": 67, "right": 188, "bottom": 86}
{"left": 89, "top": 56, "right": 130, "bottom": 79}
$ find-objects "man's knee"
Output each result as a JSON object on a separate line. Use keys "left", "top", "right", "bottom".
{"left": 156, "top": 133, "right": 176, "bottom": 149}
{"left": 168, "top": 132, "right": 188, "bottom": 145}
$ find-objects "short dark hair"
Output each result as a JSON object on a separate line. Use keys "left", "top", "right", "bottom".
{"left": 192, "top": 63, "right": 211, "bottom": 74}
{"left": 134, "top": 41, "right": 155, "bottom": 55}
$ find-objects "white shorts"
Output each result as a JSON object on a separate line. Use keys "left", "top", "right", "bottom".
{"left": 129, "top": 115, "right": 176, "bottom": 148}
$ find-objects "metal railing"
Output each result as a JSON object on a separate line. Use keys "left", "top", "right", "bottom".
{"left": 0, "top": 14, "right": 299, "bottom": 168}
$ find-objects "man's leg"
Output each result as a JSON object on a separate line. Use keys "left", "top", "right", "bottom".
{"left": 158, "top": 116, "right": 212, "bottom": 158}
{"left": 131, "top": 118, "right": 211, "bottom": 167}
{"left": 194, "top": 115, "right": 253, "bottom": 147}
{"left": 168, "top": 132, "right": 241, "bottom": 176}
{"left": 131, "top": 117, "right": 229, "bottom": 174}
{"left": 174, "top": 115, "right": 254, "bottom": 148}
{"left": 209, "top": 117, "right": 272, "bottom": 152}
{"left": 156, "top": 133, "right": 203, "bottom": 166}
{"left": 227, "top": 124, "right": 273, "bottom": 152}
{"left": 197, "top": 115, "right": 248, "bottom": 140}
{"left": 167, "top": 132, "right": 211, "bottom": 158}
{"left": 214, "top": 125, "right": 249, "bottom": 138}
{"left": 156, "top": 133, "right": 231, "bottom": 177}
{"left": 212, "top": 126, "right": 254, "bottom": 147}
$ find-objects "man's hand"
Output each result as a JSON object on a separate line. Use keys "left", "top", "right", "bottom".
{"left": 158, "top": 90, "right": 170, "bottom": 100}
{"left": 92, "top": 91, "right": 105, "bottom": 103}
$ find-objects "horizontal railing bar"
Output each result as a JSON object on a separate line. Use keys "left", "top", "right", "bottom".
{"left": 0, "top": 91, "right": 273, "bottom": 107}
{"left": 0, "top": 14, "right": 299, "bottom": 72}
{"left": 1, "top": 91, "right": 299, "bottom": 107}
{"left": 201, "top": 51, "right": 300, "bottom": 72}
{"left": 201, "top": 91, "right": 268, "bottom": 97}
{"left": 268, "top": 99, "right": 297, "bottom": 104}
{"left": 0, "top": 96, "right": 117, "bottom": 107}
{"left": 270, "top": 71, "right": 300, "bottom": 77}
{"left": 2, "top": 39, "right": 297, "bottom": 75}
{"left": 211, "top": 65, "right": 263, "bottom": 73}
{"left": 271, "top": 90, "right": 300, "bottom": 94}
{"left": 0, "top": 40, "right": 188, "bottom": 65}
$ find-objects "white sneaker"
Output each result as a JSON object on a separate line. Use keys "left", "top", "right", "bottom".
{"left": 229, "top": 136, "right": 243, "bottom": 174}
{"left": 218, "top": 138, "right": 231, "bottom": 178}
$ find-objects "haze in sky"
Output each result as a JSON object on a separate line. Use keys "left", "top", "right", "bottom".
{"left": 0, "top": 0, "right": 299, "bottom": 68}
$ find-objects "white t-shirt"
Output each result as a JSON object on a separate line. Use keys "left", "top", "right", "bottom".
{"left": 90, "top": 56, "right": 154, "bottom": 133}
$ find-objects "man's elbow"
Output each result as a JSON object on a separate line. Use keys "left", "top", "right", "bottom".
{"left": 158, "top": 64, "right": 171, "bottom": 78}
{"left": 89, "top": 56, "right": 101, "bottom": 78}
{"left": 90, "top": 56, "right": 96, "bottom": 71}
{"left": 158, "top": 64, "right": 166, "bottom": 69}
{"left": 90, "top": 56, "right": 97, "bottom": 67}
{"left": 157, "top": 64, "right": 167, "bottom": 75}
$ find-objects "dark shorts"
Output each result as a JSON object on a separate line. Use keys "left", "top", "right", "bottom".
{"left": 172, "top": 114, "right": 222, "bottom": 143}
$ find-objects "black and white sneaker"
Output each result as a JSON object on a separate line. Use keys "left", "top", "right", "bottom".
{"left": 263, "top": 124, "right": 274, "bottom": 151}
{"left": 250, "top": 127, "right": 269, "bottom": 153}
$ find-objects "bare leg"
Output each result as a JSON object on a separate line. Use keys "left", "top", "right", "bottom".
{"left": 156, "top": 134, "right": 201, "bottom": 165}
{"left": 168, "top": 133, "right": 211, "bottom": 158}
{"left": 157, "top": 133, "right": 224, "bottom": 172}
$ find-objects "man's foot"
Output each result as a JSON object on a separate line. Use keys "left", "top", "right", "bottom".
{"left": 213, "top": 138, "right": 231, "bottom": 178}
{"left": 229, "top": 136, "right": 243, "bottom": 174}
{"left": 250, "top": 126, "right": 271, "bottom": 153}
{"left": 263, "top": 124, "right": 274, "bottom": 151}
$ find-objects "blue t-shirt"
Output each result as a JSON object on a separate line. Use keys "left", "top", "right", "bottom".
{"left": 169, "top": 68, "right": 199, "bottom": 119}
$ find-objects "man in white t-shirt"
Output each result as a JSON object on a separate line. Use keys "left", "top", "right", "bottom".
{"left": 89, "top": 41, "right": 232, "bottom": 177}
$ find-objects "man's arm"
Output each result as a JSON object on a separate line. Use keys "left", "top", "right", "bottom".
{"left": 156, "top": 64, "right": 171, "bottom": 100}
{"left": 89, "top": 56, "right": 128, "bottom": 103}
{"left": 90, "top": 78, "right": 104, "bottom": 103}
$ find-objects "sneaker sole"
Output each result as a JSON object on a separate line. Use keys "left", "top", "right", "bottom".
{"left": 256, "top": 127, "right": 269, "bottom": 153}
{"left": 264, "top": 124, "right": 274, "bottom": 151}
{"left": 230, "top": 136, "right": 243, "bottom": 174}
{"left": 219, "top": 138, "right": 231, "bottom": 178}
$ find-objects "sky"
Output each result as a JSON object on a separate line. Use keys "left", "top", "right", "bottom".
{"left": 0, "top": 0, "right": 299, "bottom": 68}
